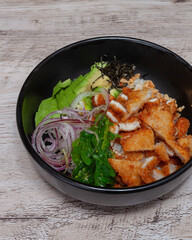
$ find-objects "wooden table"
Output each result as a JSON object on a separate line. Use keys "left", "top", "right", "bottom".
{"left": 1, "top": 0, "right": 192, "bottom": 239}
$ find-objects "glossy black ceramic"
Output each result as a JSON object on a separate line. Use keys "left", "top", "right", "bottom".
{"left": 16, "top": 37, "right": 192, "bottom": 206}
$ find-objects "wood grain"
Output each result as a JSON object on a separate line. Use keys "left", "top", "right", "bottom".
{"left": 0, "top": 0, "right": 192, "bottom": 239}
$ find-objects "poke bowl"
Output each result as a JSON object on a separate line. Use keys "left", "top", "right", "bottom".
{"left": 16, "top": 36, "right": 192, "bottom": 206}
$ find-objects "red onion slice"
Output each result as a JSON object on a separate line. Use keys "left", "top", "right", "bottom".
{"left": 32, "top": 118, "right": 91, "bottom": 172}
{"left": 32, "top": 89, "right": 110, "bottom": 173}
{"left": 70, "top": 91, "right": 98, "bottom": 109}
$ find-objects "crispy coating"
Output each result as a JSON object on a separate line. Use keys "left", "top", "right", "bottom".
{"left": 108, "top": 159, "right": 142, "bottom": 187}
{"left": 116, "top": 93, "right": 128, "bottom": 106}
{"left": 140, "top": 156, "right": 159, "bottom": 184}
{"left": 126, "top": 88, "right": 152, "bottom": 116}
{"left": 177, "top": 135, "right": 192, "bottom": 155}
{"left": 122, "top": 152, "right": 144, "bottom": 161}
{"left": 109, "top": 94, "right": 115, "bottom": 102}
{"left": 152, "top": 169, "right": 165, "bottom": 181}
{"left": 92, "top": 94, "right": 115, "bottom": 107}
{"left": 111, "top": 143, "right": 124, "bottom": 158}
{"left": 109, "top": 100, "right": 127, "bottom": 116}
{"left": 92, "top": 94, "right": 105, "bottom": 107}
{"left": 128, "top": 73, "right": 141, "bottom": 86}
{"left": 167, "top": 140, "right": 190, "bottom": 164}
{"left": 107, "top": 76, "right": 192, "bottom": 187}
{"left": 120, "top": 128, "right": 155, "bottom": 152}
{"left": 161, "top": 162, "right": 179, "bottom": 176}
{"left": 106, "top": 109, "right": 119, "bottom": 123}
{"left": 139, "top": 106, "right": 191, "bottom": 163}
{"left": 143, "top": 80, "right": 155, "bottom": 89}
{"left": 144, "top": 98, "right": 160, "bottom": 109}
{"left": 139, "top": 106, "right": 176, "bottom": 141}
{"left": 169, "top": 157, "right": 183, "bottom": 167}
{"left": 118, "top": 116, "right": 141, "bottom": 131}
{"left": 122, "top": 87, "right": 132, "bottom": 96}
{"left": 176, "top": 117, "right": 190, "bottom": 138}
{"left": 154, "top": 142, "right": 170, "bottom": 162}
{"left": 109, "top": 123, "right": 119, "bottom": 134}
{"left": 165, "top": 99, "right": 178, "bottom": 115}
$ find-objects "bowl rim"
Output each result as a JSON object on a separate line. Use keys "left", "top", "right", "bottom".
{"left": 16, "top": 36, "right": 192, "bottom": 194}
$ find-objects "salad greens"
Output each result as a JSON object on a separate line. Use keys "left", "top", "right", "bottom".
{"left": 71, "top": 115, "right": 118, "bottom": 187}
{"left": 33, "top": 60, "right": 124, "bottom": 188}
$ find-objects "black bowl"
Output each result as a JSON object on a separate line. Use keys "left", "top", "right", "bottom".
{"left": 16, "top": 37, "right": 192, "bottom": 206}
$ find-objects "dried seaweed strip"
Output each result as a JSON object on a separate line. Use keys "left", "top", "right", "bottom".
{"left": 97, "top": 58, "right": 135, "bottom": 89}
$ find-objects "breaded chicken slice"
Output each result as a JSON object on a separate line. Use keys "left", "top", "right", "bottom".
{"left": 92, "top": 93, "right": 115, "bottom": 107}
{"left": 116, "top": 93, "right": 128, "bottom": 104}
{"left": 122, "top": 87, "right": 132, "bottom": 96}
{"left": 125, "top": 89, "right": 152, "bottom": 118}
{"left": 143, "top": 80, "right": 156, "bottom": 89}
{"left": 140, "top": 156, "right": 159, "bottom": 184}
{"left": 133, "top": 79, "right": 156, "bottom": 92}
{"left": 111, "top": 143, "right": 124, "bottom": 158}
{"left": 109, "top": 117, "right": 140, "bottom": 133}
{"left": 108, "top": 159, "right": 142, "bottom": 187}
{"left": 109, "top": 100, "right": 127, "bottom": 116}
{"left": 145, "top": 97, "right": 177, "bottom": 115}
{"left": 177, "top": 135, "right": 192, "bottom": 155}
{"left": 166, "top": 140, "right": 190, "bottom": 164}
{"left": 154, "top": 142, "right": 170, "bottom": 162}
{"left": 106, "top": 109, "right": 119, "bottom": 123}
{"left": 139, "top": 106, "right": 190, "bottom": 163}
{"left": 175, "top": 117, "right": 190, "bottom": 138}
{"left": 165, "top": 99, "right": 178, "bottom": 115}
{"left": 161, "top": 162, "right": 180, "bottom": 176}
{"left": 133, "top": 79, "right": 145, "bottom": 90}
{"left": 139, "top": 106, "right": 176, "bottom": 141}
{"left": 118, "top": 116, "right": 141, "bottom": 132}
{"left": 164, "top": 144, "right": 175, "bottom": 157}
{"left": 120, "top": 128, "right": 155, "bottom": 152}
{"left": 92, "top": 94, "right": 105, "bottom": 107}
{"left": 109, "top": 123, "right": 119, "bottom": 134}
{"left": 141, "top": 155, "right": 180, "bottom": 183}
{"left": 127, "top": 73, "right": 141, "bottom": 88}
{"left": 122, "top": 152, "right": 144, "bottom": 162}
{"left": 144, "top": 98, "right": 160, "bottom": 109}
{"left": 152, "top": 169, "right": 165, "bottom": 181}
{"left": 111, "top": 142, "right": 144, "bottom": 162}
{"left": 152, "top": 160, "right": 181, "bottom": 181}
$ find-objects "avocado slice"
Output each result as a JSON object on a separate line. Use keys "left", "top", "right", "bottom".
{"left": 110, "top": 88, "right": 120, "bottom": 99}
{"left": 71, "top": 65, "right": 103, "bottom": 95}
{"left": 55, "top": 89, "right": 70, "bottom": 109}
{"left": 63, "top": 86, "right": 77, "bottom": 104}
{"left": 35, "top": 96, "right": 59, "bottom": 126}
{"left": 91, "top": 75, "right": 112, "bottom": 90}
{"left": 34, "top": 62, "right": 107, "bottom": 126}
{"left": 52, "top": 79, "right": 72, "bottom": 97}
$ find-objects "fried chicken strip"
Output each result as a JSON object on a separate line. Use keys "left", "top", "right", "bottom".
{"left": 139, "top": 106, "right": 190, "bottom": 163}
{"left": 108, "top": 159, "right": 142, "bottom": 187}
{"left": 120, "top": 128, "right": 155, "bottom": 152}
{"left": 125, "top": 88, "right": 152, "bottom": 117}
